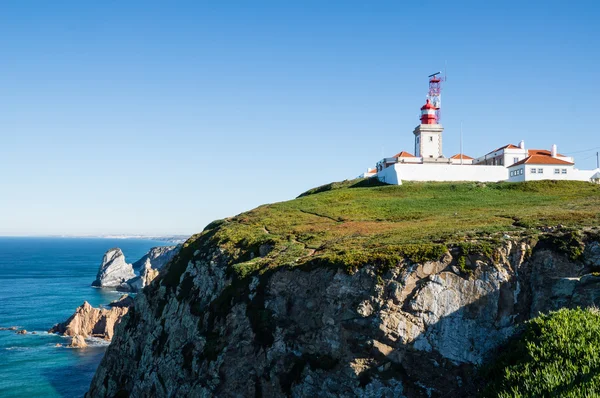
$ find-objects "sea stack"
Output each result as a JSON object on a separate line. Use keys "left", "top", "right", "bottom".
{"left": 92, "top": 248, "right": 135, "bottom": 289}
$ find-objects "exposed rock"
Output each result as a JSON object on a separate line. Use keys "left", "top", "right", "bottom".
{"left": 69, "top": 335, "right": 88, "bottom": 348}
{"left": 92, "top": 249, "right": 135, "bottom": 288}
{"left": 0, "top": 326, "right": 18, "bottom": 331}
{"left": 49, "top": 301, "right": 131, "bottom": 341}
{"left": 108, "top": 295, "right": 135, "bottom": 308}
{"left": 132, "top": 245, "right": 180, "bottom": 271}
{"left": 88, "top": 237, "right": 600, "bottom": 397}
{"left": 15, "top": 329, "right": 26, "bottom": 335}
{"left": 93, "top": 246, "right": 180, "bottom": 292}
{"left": 584, "top": 241, "right": 600, "bottom": 268}
{"left": 126, "top": 261, "right": 161, "bottom": 292}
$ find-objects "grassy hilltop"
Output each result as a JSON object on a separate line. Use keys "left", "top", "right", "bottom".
{"left": 175, "top": 179, "right": 600, "bottom": 279}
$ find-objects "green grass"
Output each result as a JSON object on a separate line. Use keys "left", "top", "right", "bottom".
{"left": 172, "top": 179, "right": 600, "bottom": 279}
{"left": 482, "top": 307, "right": 600, "bottom": 397}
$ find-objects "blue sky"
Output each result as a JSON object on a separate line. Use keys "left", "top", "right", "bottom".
{"left": 1, "top": 1, "right": 599, "bottom": 236}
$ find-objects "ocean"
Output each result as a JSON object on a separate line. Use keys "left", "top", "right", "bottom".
{"left": 0, "top": 237, "right": 169, "bottom": 398}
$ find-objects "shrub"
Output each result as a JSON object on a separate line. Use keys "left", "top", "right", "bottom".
{"left": 482, "top": 307, "right": 600, "bottom": 397}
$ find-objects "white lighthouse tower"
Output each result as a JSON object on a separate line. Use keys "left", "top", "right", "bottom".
{"left": 413, "top": 99, "right": 444, "bottom": 159}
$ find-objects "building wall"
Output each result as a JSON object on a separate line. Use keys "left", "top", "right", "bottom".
{"left": 508, "top": 166, "right": 600, "bottom": 182}
{"left": 473, "top": 148, "right": 528, "bottom": 166}
{"left": 414, "top": 124, "right": 443, "bottom": 159}
{"left": 418, "top": 132, "right": 442, "bottom": 159}
{"left": 377, "top": 163, "right": 508, "bottom": 185}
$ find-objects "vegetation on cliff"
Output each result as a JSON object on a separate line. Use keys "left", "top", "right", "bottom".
{"left": 167, "top": 179, "right": 600, "bottom": 283}
{"left": 483, "top": 307, "right": 600, "bottom": 397}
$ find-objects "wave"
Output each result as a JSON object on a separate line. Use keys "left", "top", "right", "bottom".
{"left": 4, "top": 346, "right": 31, "bottom": 351}
{"left": 86, "top": 337, "right": 111, "bottom": 347}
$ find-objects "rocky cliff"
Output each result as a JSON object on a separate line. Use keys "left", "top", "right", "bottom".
{"left": 86, "top": 180, "right": 600, "bottom": 397}
{"left": 87, "top": 235, "right": 600, "bottom": 397}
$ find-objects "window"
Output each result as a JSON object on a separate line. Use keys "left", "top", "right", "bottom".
{"left": 429, "top": 136, "right": 433, "bottom": 142}
{"left": 531, "top": 168, "right": 537, "bottom": 174}
{"left": 520, "top": 169, "right": 524, "bottom": 175}
{"left": 562, "top": 169, "right": 567, "bottom": 174}
{"left": 513, "top": 157, "right": 519, "bottom": 164}
{"left": 538, "top": 168, "right": 543, "bottom": 174}
{"left": 510, "top": 170, "right": 515, "bottom": 177}
{"left": 554, "top": 168, "right": 560, "bottom": 174}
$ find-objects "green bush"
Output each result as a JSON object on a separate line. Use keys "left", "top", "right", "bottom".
{"left": 482, "top": 307, "right": 600, "bottom": 397}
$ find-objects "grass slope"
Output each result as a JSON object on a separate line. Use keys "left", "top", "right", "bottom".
{"left": 483, "top": 307, "right": 600, "bottom": 397}
{"left": 184, "top": 179, "right": 600, "bottom": 277}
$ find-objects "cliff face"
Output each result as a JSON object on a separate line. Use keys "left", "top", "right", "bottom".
{"left": 87, "top": 236, "right": 600, "bottom": 397}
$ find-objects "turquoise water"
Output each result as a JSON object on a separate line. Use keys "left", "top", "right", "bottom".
{"left": 0, "top": 237, "right": 168, "bottom": 398}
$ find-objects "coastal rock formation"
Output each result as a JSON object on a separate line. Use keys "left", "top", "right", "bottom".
{"left": 49, "top": 300, "right": 131, "bottom": 342}
{"left": 93, "top": 246, "right": 180, "bottom": 292}
{"left": 69, "top": 335, "right": 88, "bottom": 348}
{"left": 126, "top": 262, "right": 162, "bottom": 292}
{"left": 132, "top": 245, "right": 180, "bottom": 271}
{"left": 87, "top": 234, "right": 600, "bottom": 397}
{"left": 91, "top": 249, "right": 135, "bottom": 289}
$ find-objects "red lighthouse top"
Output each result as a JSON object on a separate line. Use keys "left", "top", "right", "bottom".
{"left": 420, "top": 99, "right": 438, "bottom": 124}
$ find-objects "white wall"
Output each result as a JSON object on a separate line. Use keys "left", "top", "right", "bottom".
{"left": 419, "top": 132, "right": 442, "bottom": 159}
{"left": 507, "top": 166, "right": 600, "bottom": 182}
{"left": 377, "top": 163, "right": 508, "bottom": 185}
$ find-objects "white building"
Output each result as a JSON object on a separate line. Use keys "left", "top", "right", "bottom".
{"left": 473, "top": 141, "right": 574, "bottom": 167}
{"left": 506, "top": 148, "right": 598, "bottom": 182}
{"left": 367, "top": 97, "right": 598, "bottom": 185}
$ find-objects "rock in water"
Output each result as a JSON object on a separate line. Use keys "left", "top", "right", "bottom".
{"left": 49, "top": 301, "right": 131, "bottom": 341}
{"left": 132, "top": 245, "right": 180, "bottom": 271}
{"left": 69, "top": 335, "right": 88, "bottom": 348}
{"left": 92, "top": 248, "right": 135, "bottom": 288}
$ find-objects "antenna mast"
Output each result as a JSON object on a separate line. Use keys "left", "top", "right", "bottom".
{"left": 427, "top": 70, "right": 446, "bottom": 123}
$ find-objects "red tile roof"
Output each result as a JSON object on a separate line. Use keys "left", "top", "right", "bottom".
{"left": 394, "top": 151, "right": 416, "bottom": 158}
{"left": 450, "top": 154, "right": 474, "bottom": 160}
{"left": 528, "top": 149, "right": 566, "bottom": 157}
{"left": 489, "top": 144, "right": 520, "bottom": 153}
{"left": 508, "top": 154, "right": 574, "bottom": 167}
{"left": 367, "top": 168, "right": 377, "bottom": 174}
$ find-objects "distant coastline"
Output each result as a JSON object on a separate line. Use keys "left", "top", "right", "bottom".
{"left": 0, "top": 235, "right": 190, "bottom": 244}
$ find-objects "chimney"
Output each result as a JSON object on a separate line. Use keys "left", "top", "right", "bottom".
{"left": 551, "top": 144, "right": 557, "bottom": 157}
{"left": 519, "top": 140, "right": 525, "bottom": 149}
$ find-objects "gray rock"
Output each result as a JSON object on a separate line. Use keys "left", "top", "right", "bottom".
{"left": 132, "top": 245, "right": 179, "bottom": 271}
{"left": 584, "top": 241, "right": 600, "bottom": 268}
{"left": 92, "top": 248, "right": 135, "bottom": 288}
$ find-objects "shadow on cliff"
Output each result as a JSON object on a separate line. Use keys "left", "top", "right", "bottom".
{"left": 354, "top": 248, "right": 600, "bottom": 397}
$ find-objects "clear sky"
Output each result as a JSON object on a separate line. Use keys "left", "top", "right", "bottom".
{"left": 1, "top": 1, "right": 599, "bottom": 236}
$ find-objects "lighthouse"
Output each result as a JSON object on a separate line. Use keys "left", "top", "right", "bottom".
{"left": 413, "top": 99, "right": 444, "bottom": 159}
{"left": 420, "top": 99, "right": 437, "bottom": 124}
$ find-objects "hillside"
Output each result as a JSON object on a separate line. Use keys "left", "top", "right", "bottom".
{"left": 87, "top": 180, "right": 600, "bottom": 397}
{"left": 176, "top": 179, "right": 600, "bottom": 277}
